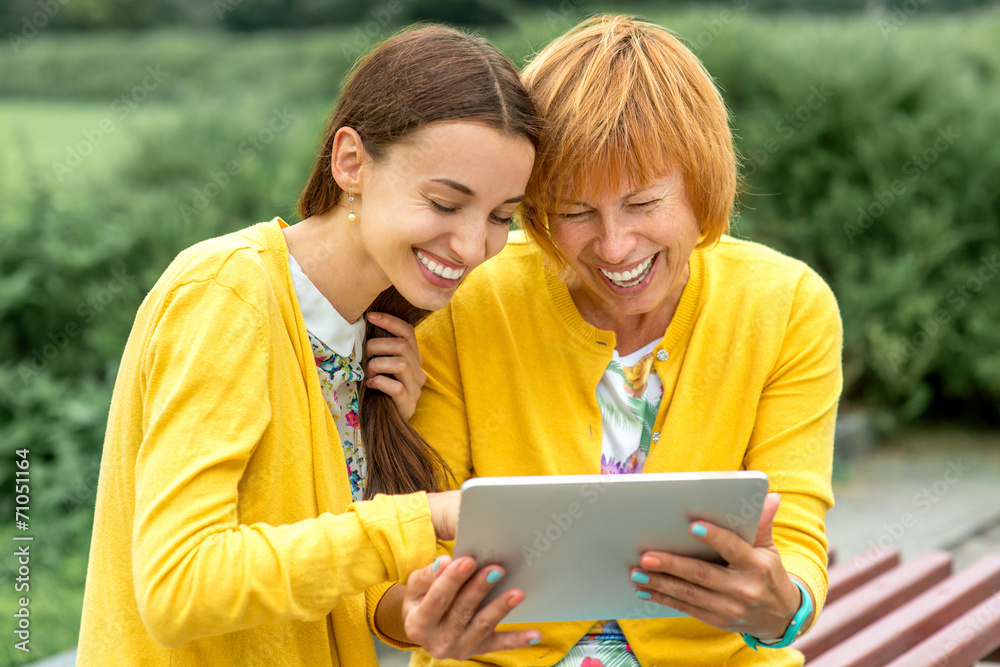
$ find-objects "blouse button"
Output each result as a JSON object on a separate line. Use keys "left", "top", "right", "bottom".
{"left": 652, "top": 431, "right": 661, "bottom": 443}
{"left": 656, "top": 349, "right": 669, "bottom": 361}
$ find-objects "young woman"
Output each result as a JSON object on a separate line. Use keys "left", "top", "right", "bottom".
{"left": 77, "top": 25, "right": 540, "bottom": 666}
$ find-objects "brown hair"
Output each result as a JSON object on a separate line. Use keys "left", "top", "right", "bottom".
{"left": 297, "top": 25, "right": 541, "bottom": 499}
{"left": 520, "top": 14, "right": 739, "bottom": 265}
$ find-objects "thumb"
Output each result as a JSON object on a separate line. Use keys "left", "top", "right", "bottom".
{"left": 754, "top": 492, "right": 781, "bottom": 548}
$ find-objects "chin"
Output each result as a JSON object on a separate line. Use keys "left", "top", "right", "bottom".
{"left": 397, "top": 287, "right": 452, "bottom": 313}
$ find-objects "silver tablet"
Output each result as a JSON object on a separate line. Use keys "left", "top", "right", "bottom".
{"left": 452, "top": 471, "right": 769, "bottom": 624}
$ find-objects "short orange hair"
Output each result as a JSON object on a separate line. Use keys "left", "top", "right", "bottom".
{"left": 521, "top": 14, "right": 739, "bottom": 262}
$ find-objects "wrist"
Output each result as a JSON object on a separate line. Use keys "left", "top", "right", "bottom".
{"left": 742, "top": 579, "right": 813, "bottom": 650}
{"left": 374, "top": 584, "right": 418, "bottom": 647}
{"left": 759, "top": 582, "right": 802, "bottom": 641}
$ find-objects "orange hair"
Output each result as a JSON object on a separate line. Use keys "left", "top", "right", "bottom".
{"left": 521, "top": 14, "right": 739, "bottom": 262}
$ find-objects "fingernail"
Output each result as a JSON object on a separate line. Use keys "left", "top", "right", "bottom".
{"left": 487, "top": 570, "right": 503, "bottom": 584}
{"left": 432, "top": 556, "right": 441, "bottom": 572}
{"left": 691, "top": 523, "right": 708, "bottom": 537}
{"left": 369, "top": 312, "right": 380, "bottom": 320}
{"left": 630, "top": 571, "right": 650, "bottom": 585}
{"left": 528, "top": 638, "right": 541, "bottom": 646}
{"left": 635, "top": 590, "right": 652, "bottom": 600}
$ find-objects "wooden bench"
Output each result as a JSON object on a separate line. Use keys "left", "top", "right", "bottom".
{"left": 793, "top": 546, "right": 1000, "bottom": 666}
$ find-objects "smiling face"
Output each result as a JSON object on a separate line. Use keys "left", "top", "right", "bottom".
{"left": 548, "top": 169, "right": 701, "bottom": 331}
{"left": 356, "top": 122, "right": 535, "bottom": 311}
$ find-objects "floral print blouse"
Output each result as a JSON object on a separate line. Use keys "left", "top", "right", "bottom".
{"left": 287, "top": 255, "right": 368, "bottom": 502}
{"left": 309, "top": 331, "right": 367, "bottom": 502}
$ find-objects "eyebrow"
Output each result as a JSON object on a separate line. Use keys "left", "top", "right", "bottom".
{"left": 431, "top": 178, "right": 523, "bottom": 205}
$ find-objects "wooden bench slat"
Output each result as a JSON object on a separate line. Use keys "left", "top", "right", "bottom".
{"left": 794, "top": 550, "right": 953, "bottom": 662}
{"left": 805, "top": 555, "right": 1000, "bottom": 667}
{"left": 882, "top": 589, "right": 1000, "bottom": 667}
{"left": 826, "top": 546, "right": 900, "bottom": 605}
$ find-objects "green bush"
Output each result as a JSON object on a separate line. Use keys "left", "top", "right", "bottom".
{"left": 3, "top": 9, "right": 1000, "bottom": 663}
{"left": 4, "top": 8, "right": 1000, "bottom": 513}
{"left": 0, "top": 96, "right": 327, "bottom": 664}
{"left": 687, "top": 11, "right": 1000, "bottom": 429}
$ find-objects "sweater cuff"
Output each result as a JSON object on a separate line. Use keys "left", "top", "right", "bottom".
{"left": 782, "top": 551, "right": 829, "bottom": 628}
{"left": 351, "top": 491, "right": 438, "bottom": 584}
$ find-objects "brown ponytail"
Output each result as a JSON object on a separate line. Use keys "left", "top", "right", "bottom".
{"left": 360, "top": 287, "right": 455, "bottom": 498}
{"left": 297, "top": 25, "right": 541, "bottom": 497}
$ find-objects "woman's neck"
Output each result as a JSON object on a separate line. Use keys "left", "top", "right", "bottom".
{"left": 567, "top": 265, "right": 689, "bottom": 355}
{"left": 282, "top": 209, "right": 389, "bottom": 323}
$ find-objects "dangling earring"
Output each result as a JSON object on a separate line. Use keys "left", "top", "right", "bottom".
{"left": 347, "top": 190, "right": 357, "bottom": 222}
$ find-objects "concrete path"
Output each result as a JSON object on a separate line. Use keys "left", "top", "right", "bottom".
{"left": 826, "top": 426, "right": 1000, "bottom": 570}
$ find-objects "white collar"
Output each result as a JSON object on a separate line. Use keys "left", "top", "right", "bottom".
{"left": 287, "top": 254, "right": 365, "bottom": 358}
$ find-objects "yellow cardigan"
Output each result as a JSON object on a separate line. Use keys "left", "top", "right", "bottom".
{"left": 77, "top": 219, "right": 437, "bottom": 666}
{"left": 399, "top": 233, "right": 842, "bottom": 667}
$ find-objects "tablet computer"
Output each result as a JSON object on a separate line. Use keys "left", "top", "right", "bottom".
{"left": 451, "top": 471, "right": 769, "bottom": 624}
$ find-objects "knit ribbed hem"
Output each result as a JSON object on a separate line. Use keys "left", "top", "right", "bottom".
{"left": 781, "top": 551, "right": 829, "bottom": 630}
{"left": 542, "top": 258, "right": 616, "bottom": 351}
{"left": 660, "top": 247, "right": 703, "bottom": 352}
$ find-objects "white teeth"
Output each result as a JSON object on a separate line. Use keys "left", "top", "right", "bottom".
{"left": 600, "top": 255, "right": 654, "bottom": 287}
{"left": 416, "top": 250, "right": 466, "bottom": 280}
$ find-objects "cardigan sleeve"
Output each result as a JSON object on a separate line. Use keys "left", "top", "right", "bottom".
{"left": 132, "top": 277, "right": 437, "bottom": 647}
{"left": 744, "top": 267, "right": 843, "bottom": 621}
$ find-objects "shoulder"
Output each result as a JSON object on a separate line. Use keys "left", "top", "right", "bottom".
{"left": 155, "top": 221, "right": 286, "bottom": 307}
{"left": 706, "top": 235, "right": 836, "bottom": 303}
{"left": 698, "top": 236, "right": 841, "bottom": 340}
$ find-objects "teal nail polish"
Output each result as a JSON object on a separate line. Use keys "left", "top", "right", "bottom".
{"left": 630, "top": 571, "right": 650, "bottom": 585}
{"left": 635, "top": 590, "right": 652, "bottom": 600}
{"left": 432, "top": 556, "right": 441, "bottom": 572}
{"left": 487, "top": 570, "right": 503, "bottom": 584}
{"left": 528, "top": 638, "right": 541, "bottom": 646}
{"left": 692, "top": 523, "right": 708, "bottom": 538}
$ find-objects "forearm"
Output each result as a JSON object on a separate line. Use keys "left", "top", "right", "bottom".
{"left": 135, "top": 495, "right": 436, "bottom": 647}
{"left": 374, "top": 583, "right": 414, "bottom": 646}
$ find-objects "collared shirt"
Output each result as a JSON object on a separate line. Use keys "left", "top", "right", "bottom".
{"left": 288, "top": 254, "right": 368, "bottom": 501}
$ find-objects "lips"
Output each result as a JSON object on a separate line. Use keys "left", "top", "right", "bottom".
{"left": 415, "top": 250, "right": 466, "bottom": 280}
{"left": 598, "top": 254, "right": 656, "bottom": 287}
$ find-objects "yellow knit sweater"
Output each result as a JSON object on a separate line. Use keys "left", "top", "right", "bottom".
{"left": 401, "top": 233, "right": 842, "bottom": 667}
{"left": 77, "top": 219, "right": 437, "bottom": 666}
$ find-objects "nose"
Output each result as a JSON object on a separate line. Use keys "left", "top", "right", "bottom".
{"left": 449, "top": 215, "right": 490, "bottom": 267}
{"left": 593, "top": 215, "right": 637, "bottom": 265}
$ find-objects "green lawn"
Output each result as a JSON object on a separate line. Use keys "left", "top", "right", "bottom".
{"left": 0, "top": 99, "right": 179, "bottom": 197}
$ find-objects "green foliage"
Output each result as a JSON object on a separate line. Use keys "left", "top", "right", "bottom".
{"left": 3, "top": 8, "right": 1000, "bottom": 663}
{"left": 683, "top": 12, "right": 1000, "bottom": 430}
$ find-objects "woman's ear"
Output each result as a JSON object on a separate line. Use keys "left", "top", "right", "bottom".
{"left": 330, "top": 126, "right": 365, "bottom": 192}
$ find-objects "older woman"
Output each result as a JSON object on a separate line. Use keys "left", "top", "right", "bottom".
{"left": 373, "top": 15, "right": 842, "bottom": 666}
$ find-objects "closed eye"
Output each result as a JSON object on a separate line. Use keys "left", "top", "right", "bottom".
{"left": 490, "top": 213, "right": 515, "bottom": 225}
{"left": 428, "top": 199, "right": 457, "bottom": 214}
{"left": 554, "top": 211, "right": 589, "bottom": 220}
{"left": 630, "top": 199, "right": 660, "bottom": 209}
